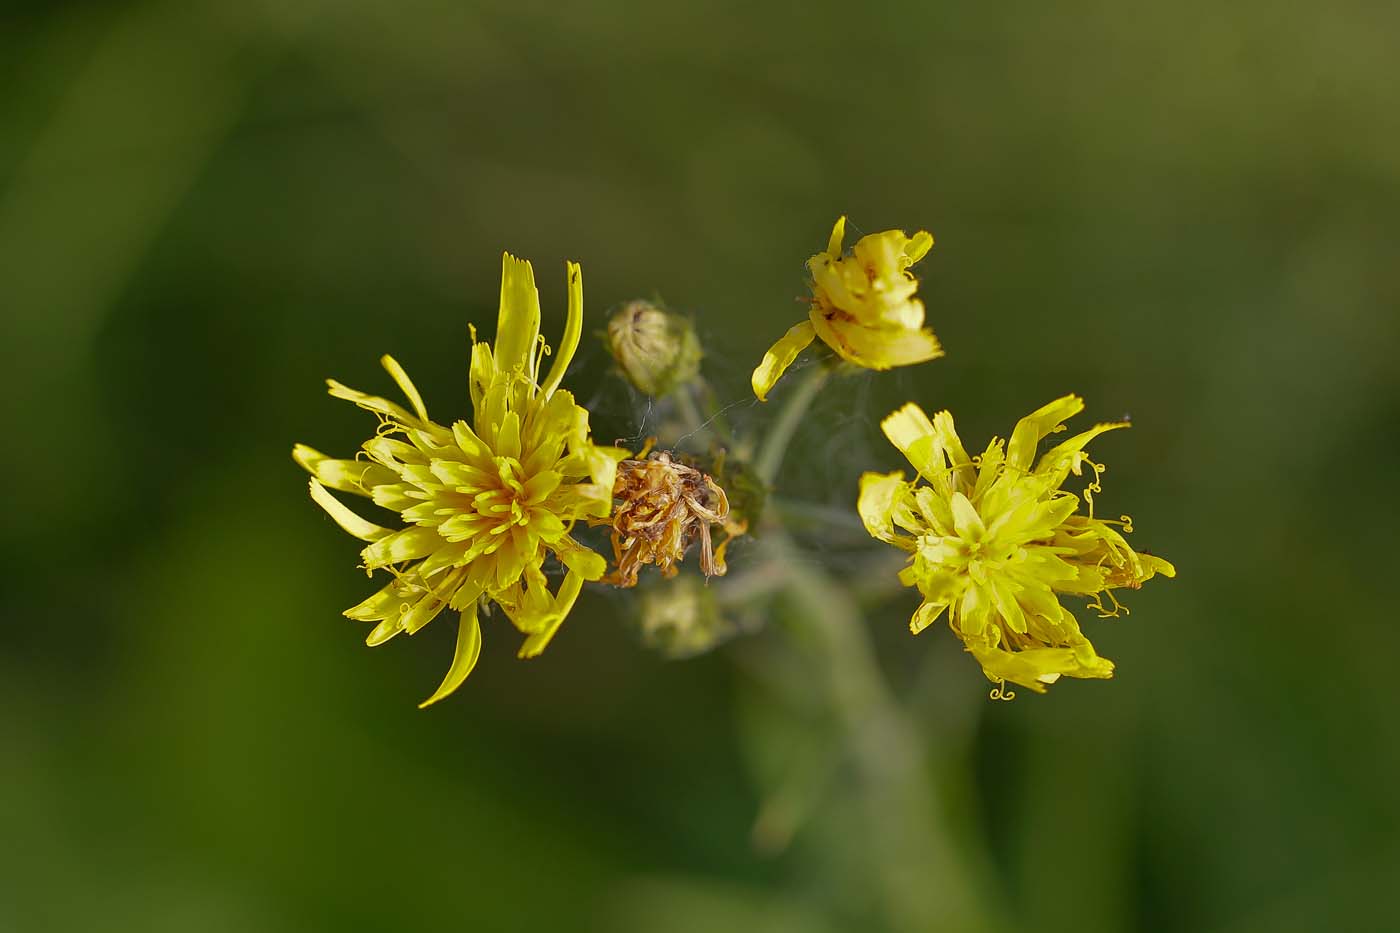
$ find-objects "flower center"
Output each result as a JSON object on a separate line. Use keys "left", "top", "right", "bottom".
{"left": 424, "top": 453, "right": 546, "bottom": 545}
{"left": 471, "top": 457, "right": 530, "bottom": 532}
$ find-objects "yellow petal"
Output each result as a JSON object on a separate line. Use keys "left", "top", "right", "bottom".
{"left": 991, "top": 577, "right": 1027, "bottom": 634}
{"left": 910, "top": 600, "right": 947, "bottom": 634}
{"left": 751, "top": 320, "right": 816, "bottom": 401}
{"left": 857, "top": 471, "right": 908, "bottom": 544}
{"left": 588, "top": 442, "right": 628, "bottom": 485}
{"left": 1036, "top": 421, "right": 1129, "bottom": 481}
{"left": 496, "top": 410, "right": 522, "bottom": 460}
{"left": 553, "top": 534, "right": 607, "bottom": 580}
{"left": 418, "top": 606, "right": 484, "bottom": 708}
{"left": 400, "top": 589, "right": 451, "bottom": 635}
{"left": 345, "top": 579, "right": 413, "bottom": 622}
{"left": 930, "top": 411, "right": 972, "bottom": 476}
{"left": 968, "top": 643, "right": 1114, "bottom": 693}
{"left": 1144, "top": 554, "right": 1177, "bottom": 579}
{"left": 495, "top": 252, "right": 542, "bottom": 380}
{"left": 825, "top": 215, "right": 848, "bottom": 257}
{"left": 362, "top": 436, "right": 426, "bottom": 470}
{"left": 949, "top": 492, "right": 985, "bottom": 541}
{"left": 905, "top": 230, "right": 934, "bottom": 263}
{"left": 469, "top": 340, "right": 495, "bottom": 418}
{"left": 366, "top": 616, "right": 404, "bottom": 647}
{"left": 540, "top": 260, "right": 583, "bottom": 397}
{"left": 293, "top": 445, "right": 395, "bottom": 496}
{"left": 308, "top": 479, "right": 393, "bottom": 542}
{"left": 809, "top": 311, "right": 942, "bottom": 371}
{"left": 326, "top": 379, "right": 421, "bottom": 428}
{"left": 415, "top": 542, "right": 472, "bottom": 578}
{"left": 517, "top": 569, "right": 584, "bottom": 659}
{"left": 380, "top": 355, "right": 429, "bottom": 422}
{"left": 360, "top": 526, "right": 441, "bottom": 568}
{"left": 880, "top": 402, "right": 944, "bottom": 482}
{"left": 292, "top": 443, "right": 327, "bottom": 474}
{"left": 1007, "top": 395, "right": 1084, "bottom": 472}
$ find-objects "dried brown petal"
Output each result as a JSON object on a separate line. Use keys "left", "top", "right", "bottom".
{"left": 602, "top": 451, "right": 746, "bottom": 588}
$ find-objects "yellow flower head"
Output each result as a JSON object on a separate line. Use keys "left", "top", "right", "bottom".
{"left": 858, "top": 396, "right": 1175, "bottom": 694}
{"left": 294, "top": 254, "right": 626, "bottom": 707}
{"left": 751, "top": 216, "right": 943, "bottom": 401}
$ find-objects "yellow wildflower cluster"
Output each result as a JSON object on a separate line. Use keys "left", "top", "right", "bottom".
{"left": 297, "top": 216, "right": 1173, "bottom": 707}
{"left": 752, "top": 216, "right": 942, "bottom": 401}
{"left": 294, "top": 254, "right": 625, "bottom": 707}
{"left": 858, "top": 396, "right": 1175, "bottom": 693}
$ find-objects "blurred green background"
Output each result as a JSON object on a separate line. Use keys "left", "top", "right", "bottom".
{"left": 4, "top": 1, "right": 1398, "bottom": 931}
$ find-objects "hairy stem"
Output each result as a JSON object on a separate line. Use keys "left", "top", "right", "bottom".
{"left": 766, "top": 530, "right": 999, "bottom": 933}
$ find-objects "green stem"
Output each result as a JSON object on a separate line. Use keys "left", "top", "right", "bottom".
{"left": 672, "top": 382, "right": 706, "bottom": 444}
{"left": 754, "top": 363, "right": 830, "bottom": 487}
{"left": 766, "top": 529, "right": 1000, "bottom": 933}
{"left": 692, "top": 377, "right": 739, "bottom": 449}
{"left": 723, "top": 350, "right": 1000, "bottom": 929}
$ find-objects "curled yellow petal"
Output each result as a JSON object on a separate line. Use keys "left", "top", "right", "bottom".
{"left": 419, "top": 607, "right": 484, "bottom": 708}
{"left": 910, "top": 600, "right": 947, "bottom": 634}
{"left": 1036, "top": 421, "right": 1130, "bottom": 482}
{"left": 751, "top": 320, "right": 816, "bottom": 401}
{"left": 308, "top": 479, "right": 392, "bottom": 542}
{"left": 326, "top": 379, "right": 422, "bottom": 429}
{"left": 809, "top": 311, "right": 942, "bottom": 370}
{"left": 1007, "top": 395, "right": 1084, "bottom": 472}
{"left": 380, "top": 355, "right": 429, "bottom": 422}
{"left": 857, "top": 471, "right": 908, "bottom": 544}
{"left": 540, "top": 261, "right": 583, "bottom": 398}
{"left": 905, "top": 230, "right": 934, "bottom": 264}
{"left": 969, "top": 643, "right": 1113, "bottom": 694}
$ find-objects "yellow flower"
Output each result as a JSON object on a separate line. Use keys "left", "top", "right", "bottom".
{"left": 294, "top": 254, "right": 626, "bottom": 707}
{"left": 751, "top": 216, "right": 943, "bottom": 401}
{"left": 858, "top": 395, "right": 1175, "bottom": 694}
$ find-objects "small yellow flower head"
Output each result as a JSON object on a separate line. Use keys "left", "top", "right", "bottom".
{"left": 605, "top": 300, "right": 702, "bottom": 398}
{"left": 295, "top": 254, "right": 626, "bottom": 707}
{"left": 603, "top": 450, "right": 745, "bottom": 588}
{"left": 858, "top": 396, "right": 1175, "bottom": 694}
{"left": 751, "top": 216, "right": 943, "bottom": 401}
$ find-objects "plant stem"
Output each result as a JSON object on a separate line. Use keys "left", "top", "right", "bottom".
{"left": 692, "top": 377, "right": 739, "bottom": 449}
{"left": 718, "top": 349, "right": 1000, "bottom": 929}
{"left": 754, "top": 363, "right": 830, "bottom": 487}
{"left": 765, "top": 529, "right": 999, "bottom": 933}
{"left": 672, "top": 381, "right": 706, "bottom": 445}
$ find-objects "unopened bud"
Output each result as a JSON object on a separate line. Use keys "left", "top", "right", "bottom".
{"left": 605, "top": 301, "right": 702, "bottom": 398}
{"left": 636, "top": 573, "right": 730, "bottom": 658}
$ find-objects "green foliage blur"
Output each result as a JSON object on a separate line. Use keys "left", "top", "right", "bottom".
{"left": 3, "top": 1, "right": 1397, "bottom": 931}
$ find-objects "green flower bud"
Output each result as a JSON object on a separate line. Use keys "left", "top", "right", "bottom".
{"left": 636, "top": 573, "right": 731, "bottom": 658}
{"left": 605, "top": 300, "right": 702, "bottom": 398}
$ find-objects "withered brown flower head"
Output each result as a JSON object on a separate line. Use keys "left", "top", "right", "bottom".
{"left": 603, "top": 450, "right": 746, "bottom": 588}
